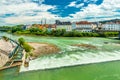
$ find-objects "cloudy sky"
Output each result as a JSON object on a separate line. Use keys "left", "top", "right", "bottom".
{"left": 0, "top": 0, "right": 120, "bottom": 26}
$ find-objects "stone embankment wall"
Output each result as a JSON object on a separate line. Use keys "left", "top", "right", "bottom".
{"left": 0, "top": 52, "right": 8, "bottom": 67}
{"left": 0, "top": 39, "right": 16, "bottom": 67}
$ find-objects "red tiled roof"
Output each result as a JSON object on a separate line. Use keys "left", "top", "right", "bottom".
{"left": 76, "top": 21, "right": 92, "bottom": 25}
{"left": 32, "top": 24, "right": 56, "bottom": 28}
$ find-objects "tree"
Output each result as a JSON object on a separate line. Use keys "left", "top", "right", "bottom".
{"left": 23, "top": 43, "right": 34, "bottom": 52}
{"left": 18, "top": 37, "right": 25, "bottom": 45}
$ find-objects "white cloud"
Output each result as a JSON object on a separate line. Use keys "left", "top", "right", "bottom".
{"left": 66, "top": 0, "right": 98, "bottom": 8}
{"left": 84, "top": 0, "right": 98, "bottom": 3}
{"left": 76, "top": 3, "right": 84, "bottom": 8}
{"left": 67, "top": 1, "right": 84, "bottom": 8}
{"left": 0, "top": 0, "right": 57, "bottom": 25}
{"left": 4, "top": 12, "right": 59, "bottom": 25}
{"left": 0, "top": 0, "right": 45, "bottom": 5}
{"left": 68, "top": 1, "right": 76, "bottom": 7}
{"left": 0, "top": 3, "right": 56, "bottom": 15}
{"left": 69, "top": 0, "right": 120, "bottom": 22}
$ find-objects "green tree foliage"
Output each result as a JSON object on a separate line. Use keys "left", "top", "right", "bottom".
{"left": 50, "top": 29, "right": 66, "bottom": 36}
{"left": 2, "top": 25, "right": 119, "bottom": 37}
{"left": 18, "top": 37, "right": 34, "bottom": 52}
{"left": 18, "top": 37, "right": 25, "bottom": 45}
{"left": 11, "top": 25, "right": 23, "bottom": 33}
{"left": 29, "top": 28, "right": 40, "bottom": 33}
{"left": 22, "top": 43, "right": 34, "bottom": 52}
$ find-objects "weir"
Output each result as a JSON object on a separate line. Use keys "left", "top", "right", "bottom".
{"left": 20, "top": 37, "right": 120, "bottom": 72}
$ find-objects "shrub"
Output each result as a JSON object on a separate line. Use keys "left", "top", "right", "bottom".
{"left": 18, "top": 38, "right": 33, "bottom": 52}
{"left": 18, "top": 37, "right": 25, "bottom": 45}
{"left": 22, "top": 43, "right": 34, "bottom": 52}
{"left": 63, "top": 31, "right": 74, "bottom": 37}
{"left": 2, "top": 36, "right": 9, "bottom": 41}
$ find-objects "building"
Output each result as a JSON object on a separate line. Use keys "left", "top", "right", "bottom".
{"left": 92, "top": 22, "right": 103, "bottom": 31}
{"left": 75, "top": 21, "right": 93, "bottom": 32}
{"left": 72, "top": 22, "right": 76, "bottom": 29}
{"left": 102, "top": 22, "right": 120, "bottom": 31}
{"left": 31, "top": 24, "right": 56, "bottom": 31}
{"left": 22, "top": 25, "right": 32, "bottom": 30}
{"left": 56, "top": 20, "right": 72, "bottom": 31}
{"left": 32, "top": 24, "right": 43, "bottom": 29}
{"left": 47, "top": 24, "right": 56, "bottom": 31}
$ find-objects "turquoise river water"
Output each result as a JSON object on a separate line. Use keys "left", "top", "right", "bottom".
{"left": 1, "top": 32, "right": 120, "bottom": 80}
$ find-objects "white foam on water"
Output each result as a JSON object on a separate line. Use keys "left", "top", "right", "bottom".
{"left": 20, "top": 50, "right": 120, "bottom": 72}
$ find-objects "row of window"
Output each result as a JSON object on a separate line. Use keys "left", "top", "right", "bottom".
{"left": 103, "top": 24, "right": 120, "bottom": 27}
{"left": 76, "top": 25, "right": 92, "bottom": 28}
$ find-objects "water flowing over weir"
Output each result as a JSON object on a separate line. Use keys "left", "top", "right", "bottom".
{"left": 20, "top": 37, "right": 120, "bottom": 72}
{"left": 20, "top": 49, "right": 120, "bottom": 72}
{"left": 1, "top": 32, "right": 120, "bottom": 72}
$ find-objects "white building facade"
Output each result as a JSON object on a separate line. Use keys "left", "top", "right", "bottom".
{"left": 75, "top": 24, "right": 93, "bottom": 32}
{"left": 102, "top": 23, "right": 120, "bottom": 31}
{"left": 56, "top": 25, "right": 72, "bottom": 31}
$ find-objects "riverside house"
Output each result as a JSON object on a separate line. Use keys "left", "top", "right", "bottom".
{"left": 22, "top": 25, "right": 32, "bottom": 30}
{"left": 75, "top": 21, "right": 93, "bottom": 32}
{"left": 102, "top": 22, "right": 120, "bottom": 31}
{"left": 31, "top": 24, "right": 56, "bottom": 30}
{"left": 56, "top": 20, "right": 72, "bottom": 31}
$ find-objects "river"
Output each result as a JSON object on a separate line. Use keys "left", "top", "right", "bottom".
{"left": 0, "top": 32, "right": 120, "bottom": 80}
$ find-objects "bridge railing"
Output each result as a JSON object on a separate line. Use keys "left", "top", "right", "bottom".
{"left": 9, "top": 45, "right": 19, "bottom": 58}
{"left": 0, "top": 36, "right": 23, "bottom": 59}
